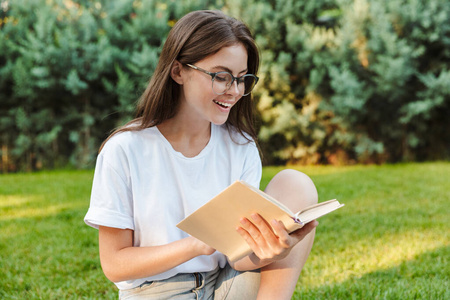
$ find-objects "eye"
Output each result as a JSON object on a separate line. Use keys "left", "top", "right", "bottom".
{"left": 215, "top": 72, "right": 231, "bottom": 82}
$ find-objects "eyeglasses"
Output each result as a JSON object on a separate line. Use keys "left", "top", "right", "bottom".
{"left": 186, "top": 64, "right": 259, "bottom": 96}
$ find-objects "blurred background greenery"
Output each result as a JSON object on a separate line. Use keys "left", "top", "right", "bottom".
{"left": 1, "top": 0, "right": 449, "bottom": 172}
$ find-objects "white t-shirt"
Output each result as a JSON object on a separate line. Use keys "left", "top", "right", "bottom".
{"left": 84, "top": 123, "right": 262, "bottom": 290}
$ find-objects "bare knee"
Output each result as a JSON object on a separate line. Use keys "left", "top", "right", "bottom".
{"left": 264, "top": 169, "right": 318, "bottom": 212}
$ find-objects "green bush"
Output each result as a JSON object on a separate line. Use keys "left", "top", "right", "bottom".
{"left": 321, "top": 0, "right": 450, "bottom": 163}
{"left": 241, "top": 0, "right": 450, "bottom": 164}
{"left": 1, "top": 0, "right": 449, "bottom": 171}
{"left": 0, "top": 0, "right": 213, "bottom": 171}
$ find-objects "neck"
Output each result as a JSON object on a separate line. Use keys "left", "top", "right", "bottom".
{"left": 158, "top": 115, "right": 211, "bottom": 138}
{"left": 157, "top": 117, "right": 212, "bottom": 158}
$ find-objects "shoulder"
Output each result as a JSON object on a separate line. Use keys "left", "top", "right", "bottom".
{"left": 214, "top": 124, "right": 260, "bottom": 160}
{"left": 99, "top": 127, "right": 159, "bottom": 161}
{"left": 103, "top": 126, "right": 158, "bottom": 148}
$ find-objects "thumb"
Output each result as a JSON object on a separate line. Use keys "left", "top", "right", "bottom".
{"left": 290, "top": 220, "right": 318, "bottom": 240}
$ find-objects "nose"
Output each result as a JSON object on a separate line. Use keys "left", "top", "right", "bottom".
{"left": 226, "top": 80, "right": 241, "bottom": 97}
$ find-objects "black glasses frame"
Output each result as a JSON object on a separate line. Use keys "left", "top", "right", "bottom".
{"left": 185, "top": 64, "right": 259, "bottom": 96}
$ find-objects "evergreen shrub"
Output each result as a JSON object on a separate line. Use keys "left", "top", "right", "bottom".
{"left": 1, "top": 0, "right": 448, "bottom": 171}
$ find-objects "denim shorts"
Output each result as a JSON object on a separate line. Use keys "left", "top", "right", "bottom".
{"left": 118, "top": 263, "right": 260, "bottom": 300}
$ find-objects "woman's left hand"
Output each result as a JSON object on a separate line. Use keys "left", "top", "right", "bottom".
{"left": 236, "top": 213, "right": 318, "bottom": 263}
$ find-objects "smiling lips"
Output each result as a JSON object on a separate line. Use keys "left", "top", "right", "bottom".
{"left": 213, "top": 99, "right": 233, "bottom": 109}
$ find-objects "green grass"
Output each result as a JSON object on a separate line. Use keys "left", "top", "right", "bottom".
{"left": 1, "top": 163, "right": 449, "bottom": 299}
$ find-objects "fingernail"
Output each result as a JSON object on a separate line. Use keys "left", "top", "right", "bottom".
{"left": 251, "top": 214, "right": 258, "bottom": 221}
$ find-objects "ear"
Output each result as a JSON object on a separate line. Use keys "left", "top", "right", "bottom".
{"left": 170, "top": 60, "right": 185, "bottom": 85}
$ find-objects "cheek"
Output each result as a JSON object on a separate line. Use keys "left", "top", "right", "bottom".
{"left": 183, "top": 83, "right": 214, "bottom": 105}
{"left": 187, "top": 81, "right": 215, "bottom": 100}
{"left": 185, "top": 75, "right": 213, "bottom": 95}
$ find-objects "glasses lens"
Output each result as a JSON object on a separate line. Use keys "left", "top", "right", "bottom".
{"left": 241, "top": 75, "right": 257, "bottom": 96}
{"left": 212, "top": 72, "right": 258, "bottom": 96}
{"left": 212, "top": 72, "right": 233, "bottom": 95}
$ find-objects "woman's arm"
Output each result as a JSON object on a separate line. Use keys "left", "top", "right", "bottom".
{"left": 98, "top": 226, "right": 215, "bottom": 283}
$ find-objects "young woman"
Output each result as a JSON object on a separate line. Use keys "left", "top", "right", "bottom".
{"left": 85, "top": 10, "right": 318, "bottom": 299}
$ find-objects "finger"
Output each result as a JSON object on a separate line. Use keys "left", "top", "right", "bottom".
{"left": 269, "top": 219, "right": 291, "bottom": 247}
{"left": 236, "top": 225, "right": 258, "bottom": 248}
{"left": 236, "top": 220, "right": 266, "bottom": 257}
{"left": 238, "top": 217, "right": 265, "bottom": 245}
{"left": 236, "top": 219, "right": 282, "bottom": 260}
{"left": 249, "top": 214, "right": 280, "bottom": 245}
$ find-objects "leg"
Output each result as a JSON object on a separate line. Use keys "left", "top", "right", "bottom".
{"left": 213, "top": 263, "right": 260, "bottom": 300}
{"left": 258, "top": 169, "right": 318, "bottom": 300}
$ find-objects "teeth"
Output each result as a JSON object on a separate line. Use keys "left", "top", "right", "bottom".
{"left": 213, "top": 100, "right": 232, "bottom": 107}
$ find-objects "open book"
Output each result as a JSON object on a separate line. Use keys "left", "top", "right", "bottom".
{"left": 177, "top": 180, "right": 344, "bottom": 262}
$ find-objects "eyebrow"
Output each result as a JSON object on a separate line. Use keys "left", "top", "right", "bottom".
{"left": 211, "top": 65, "right": 248, "bottom": 75}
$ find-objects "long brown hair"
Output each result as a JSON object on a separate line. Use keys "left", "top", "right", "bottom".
{"left": 100, "top": 10, "right": 260, "bottom": 151}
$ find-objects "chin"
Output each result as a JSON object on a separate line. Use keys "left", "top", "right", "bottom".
{"left": 210, "top": 118, "right": 228, "bottom": 126}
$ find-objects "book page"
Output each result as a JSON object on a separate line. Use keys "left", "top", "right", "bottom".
{"left": 295, "top": 199, "right": 344, "bottom": 225}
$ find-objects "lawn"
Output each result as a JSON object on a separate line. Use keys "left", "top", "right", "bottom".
{"left": 0, "top": 163, "right": 449, "bottom": 299}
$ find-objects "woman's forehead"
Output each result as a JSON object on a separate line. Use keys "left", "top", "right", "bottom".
{"left": 197, "top": 44, "right": 248, "bottom": 74}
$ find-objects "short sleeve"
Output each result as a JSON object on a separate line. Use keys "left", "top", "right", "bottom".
{"left": 84, "top": 140, "right": 135, "bottom": 230}
{"left": 240, "top": 142, "right": 262, "bottom": 189}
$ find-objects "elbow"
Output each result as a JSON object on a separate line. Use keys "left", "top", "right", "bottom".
{"left": 100, "top": 257, "right": 129, "bottom": 283}
{"left": 104, "top": 273, "right": 121, "bottom": 284}
{"left": 98, "top": 226, "right": 135, "bottom": 283}
{"left": 101, "top": 263, "right": 122, "bottom": 283}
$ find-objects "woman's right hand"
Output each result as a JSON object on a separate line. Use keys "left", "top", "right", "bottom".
{"left": 235, "top": 214, "right": 318, "bottom": 264}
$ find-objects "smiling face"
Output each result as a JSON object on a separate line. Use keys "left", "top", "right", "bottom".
{"left": 174, "top": 43, "right": 249, "bottom": 126}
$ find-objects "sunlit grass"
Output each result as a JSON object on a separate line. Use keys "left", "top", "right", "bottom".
{"left": 0, "top": 170, "right": 113, "bottom": 299}
{"left": 0, "top": 195, "right": 79, "bottom": 220}
{"left": 307, "top": 228, "right": 445, "bottom": 286}
{"left": 0, "top": 163, "right": 449, "bottom": 299}
{"left": 282, "top": 162, "right": 450, "bottom": 299}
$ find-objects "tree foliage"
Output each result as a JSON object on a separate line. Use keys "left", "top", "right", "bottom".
{"left": 1, "top": 0, "right": 449, "bottom": 171}
{"left": 322, "top": 0, "right": 450, "bottom": 163}
{"left": 0, "top": 0, "right": 213, "bottom": 171}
